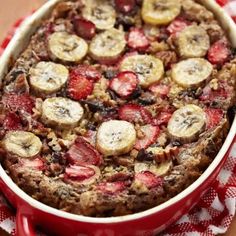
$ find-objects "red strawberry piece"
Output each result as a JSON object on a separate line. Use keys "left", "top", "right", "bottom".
{"left": 19, "top": 158, "right": 45, "bottom": 170}
{"left": 64, "top": 165, "right": 95, "bottom": 181}
{"left": 216, "top": 0, "right": 228, "bottom": 6}
{"left": 199, "top": 81, "right": 231, "bottom": 103}
{"left": 167, "top": 18, "right": 190, "bottom": 36}
{"left": 232, "top": 16, "right": 236, "bottom": 23}
{"left": 73, "top": 18, "right": 96, "bottom": 40}
{"left": 3, "top": 113, "right": 22, "bottom": 130}
{"left": 67, "top": 72, "right": 94, "bottom": 101}
{"left": 149, "top": 83, "right": 170, "bottom": 98}
{"left": 66, "top": 137, "right": 103, "bottom": 166}
{"left": 115, "top": 0, "right": 136, "bottom": 13}
{"left": 135, "top": 171, "right": 162, "bottom": 189}
{"left": 205, "top": 108, "right": 224, "bottom": 129}
{"left": 127, "top": 28, "right": 149, "bottom": 51}
{"left": 2, "top": 93, "right": 35, "bottom": 114}
{"left": 118, "top": 104, "right": 152, "bottom": 124}
{"left": 70, "top": 65, "right": 101, "bottom": 82}
{"left": 134, "top": 125, "right": 160, "bottom": 150}
{"left": 207, "top": 39, "right": 231, "bottom": 65}
{"left": 109, "top": 71, "right": 138, "bottom": 97}
{"left": 152, "top": 111, "right": 172, "bottom": 126}
{"left": 97, "top": 181, "right": 126, "bottom": 195}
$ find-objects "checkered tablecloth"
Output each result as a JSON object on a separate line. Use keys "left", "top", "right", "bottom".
{"left": 1, "top": 0, "right": 236, "bottom": 235}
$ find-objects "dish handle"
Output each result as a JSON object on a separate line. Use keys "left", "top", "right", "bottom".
{"left": 16, "top": 210, "right": 36, "bottom": 236}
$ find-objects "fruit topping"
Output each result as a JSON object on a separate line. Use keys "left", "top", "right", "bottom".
{"left": 19, "top": 158, "right": 45, "bottom": 170}
{"left": 134, "top": 125, "right": 160, "bottom": 150}
{"left": 207, "top": 39, "right": 231, "bottom": 65}
{"left": 167, "top": 18, "right": 190, "bottom": 36}
{"left": 66, "top": 137, "right": 103, "bottom": 166}
{"left": 70, "top": 65, "right": 101, "bottom": 82}
{"left": 167, "top": 105, "right": 206, "bottom": 144}
{"left": 118, "top": 104, "right": 152, "bottom": 124}
{"left": 205, "top": 108, "right": 224, "bottom": 129}
{"left": 73, "top": 18, "right": 96, "bottom": 40}
{"left": 149, "top": 83, "right": 170, "bottom": 98}
{"left": 127, "top": 28, "right": 149, "bottom": 51}
{"left": 2, "top": 93, "right": 35, "bottom": 114}
{"left": 67, "top": 70, "right": 94, "bottom": 101}
{"left": 109, "top": 71, "right": 138, "bottom": 98}
{"left": 115, "top": 0, "right": 136, "bottom": 13}
{"left": 97, "top": 181, "right": 126, "bottom": 194}
{"left": 3, "top": 113, "right": 22, "bottom": 130}
{"left": 135, "top": 171, "right": 162, "bottom": 188}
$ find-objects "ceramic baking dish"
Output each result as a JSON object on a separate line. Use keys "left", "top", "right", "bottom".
{"left": 0, "top": 0, "right": 236, "bottom": 235}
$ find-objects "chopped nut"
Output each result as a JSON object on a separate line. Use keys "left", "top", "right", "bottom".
{"left": 147, "top": 146, "right": 179, "bottom": 162}
{"left": 149, "top": 41, "right": 169, "bottom": 53}
{"left": 209, "top": 79, "right": 218, "bottom": 90}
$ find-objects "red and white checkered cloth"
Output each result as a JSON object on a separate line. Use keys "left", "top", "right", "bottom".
{"left": 1, "top": 1, "right": 236, "bottom": 235}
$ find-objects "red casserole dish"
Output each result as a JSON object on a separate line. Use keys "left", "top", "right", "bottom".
{"left": 0, "top": 0, "right": 236, "bottom": 235}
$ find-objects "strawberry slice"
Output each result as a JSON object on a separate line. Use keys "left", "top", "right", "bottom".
{"left": 115, "top": 0, "right": 136, "bottom": 13}
{"left": 109, "top": 71, "right": 138, "bottom": 98}
{"left": 66, "top": 137, "right": 103, "bottom": 166}
{"left": 64, "top": 165, "right": 95, "bottom": 181}
{"left": 3, "top": 113, "right": 22, "bottom": 130}
{"left": 97, "top": 181, "right": 126, "bottom": 195}
{"left": 149, "top": 83, "right": 170, "bottom": 98}
{"left": 216, "top": 0, "right": 228, "bottom": 6}
{"left": 127, "top": 28, "right": 149, "bottom": 51}
{"left": 67, "top": 72, "right": 94, "bottom": 101}
{"left": 152, "top": 111, "right": 172, "bottom": 126}
{"left": 205, "top": 108, "right": 224, "bottom": 129}
{"left": 167, "top": 18, "right": 190, "bottom": 36}
{"left": 207, "top": 39, "right": 231, "bottom": 65}
{"left": 19, "top": 158, "right": 45, "bottom": 170}
{"left": 199, "top": 81, "right": 232, "bottom": 103}
{"left": 118, "top": 104, "right": 152, "bottom": 124}
{"left": 135, "top": 171, "right": 162, "bottom": 189}
{"left": 134, "top": 125, "right": 160, "bottom": 150}
{"left": 73, "top": 18, "right": 96, "bottom": 40}
{"left": 2, "top": 93, "right": 35, "bottom": 114}
{"left": 70, "top": 65, "right": 101, "bottom": 82}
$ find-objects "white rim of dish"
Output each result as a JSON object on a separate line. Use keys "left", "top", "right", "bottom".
{"left": 0, "top": 0, "right": 236, "bottom": 224}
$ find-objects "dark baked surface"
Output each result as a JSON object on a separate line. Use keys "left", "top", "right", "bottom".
{"left": 0, "top": 0, "right": 236, "bottom": 217}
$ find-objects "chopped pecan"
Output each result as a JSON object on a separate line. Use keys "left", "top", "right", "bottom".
{"left": 147, "top": 146, "right": 179, "bottom": 163}
{"left": 155, "top": 51, "right": 177, "bottom": 68}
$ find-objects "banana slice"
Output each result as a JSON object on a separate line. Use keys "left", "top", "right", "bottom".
{"left": 120, "top": 55, "right": 164, "bottom": 88}
{"left": 177, "top": 25, "right": 210, "bottom": 58}
{"left": 171, "top": 58, "right": 213, "bottom": 88}
{"left": 29, "top": 62, "right": 69, "bottom": 95}
{"left": 134, "top": 161, "right": 173, "bottom": 176}
{"left": 48, "top": 32, "right": 88, "bottom": 63}
{"left": 82, "top": 0, "right": 116, "bottom": 30}
{"left": 167, "top": 105, "right": 206, "bottom": 143}
{"left": 141, "top": 0, "right": 181, "bottom": 25}
{"left": 96, "top": 120, "right": 136, "bottom": 156}
{"left": 41, "top": 97, "right": 84, "bottom": 129}
{"left": 89, "top": 28, "right": 126, "bottom": 64}
{"left": 3, "top": 131, "right": 42, "bottom": 158}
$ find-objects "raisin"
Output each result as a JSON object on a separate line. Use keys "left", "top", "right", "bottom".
{"left": 136, "top": 149, "right": 154, "bottom": 161}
